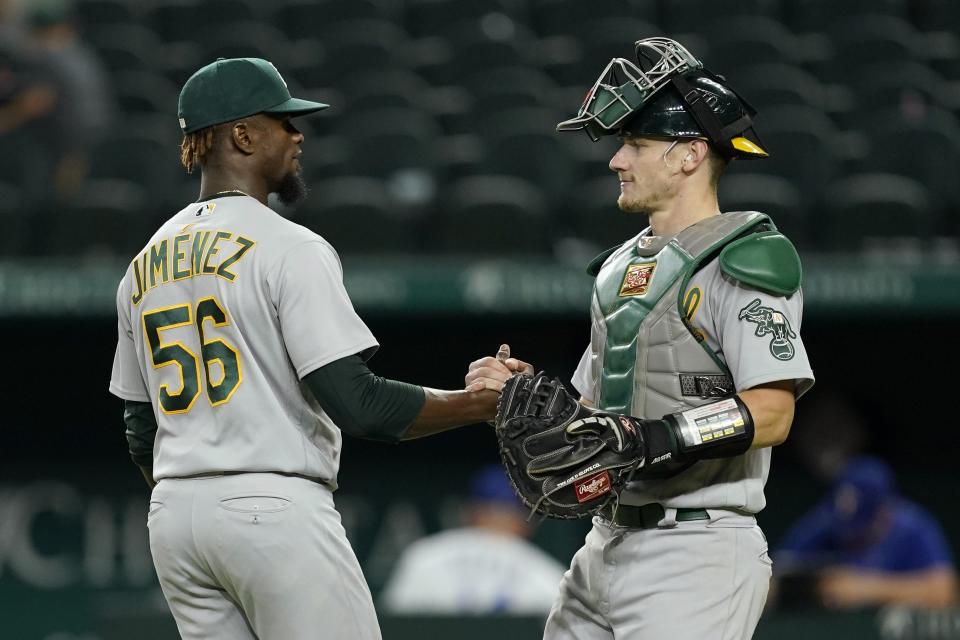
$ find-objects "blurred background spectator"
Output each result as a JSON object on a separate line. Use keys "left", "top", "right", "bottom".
{"left": 774, "top": 456, "right": 958, "bottom": 610}
{"left": 380, "top": 464, "right": 566, "bottom": 615}
{"left": 21, "top": 0, "right": 112, "bottom": 204}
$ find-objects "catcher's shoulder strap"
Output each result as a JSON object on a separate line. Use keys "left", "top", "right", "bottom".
{"left": 719, "top": 229, "right": 802, "bottom": 296}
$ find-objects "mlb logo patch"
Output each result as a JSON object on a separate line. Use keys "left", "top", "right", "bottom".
{"left": 619, "top": 263, "right": 656, "bottom": 297}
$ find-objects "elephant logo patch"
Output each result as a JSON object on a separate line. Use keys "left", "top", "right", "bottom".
{"left": 738, "top": 298, "right": 797, "bottom": 361}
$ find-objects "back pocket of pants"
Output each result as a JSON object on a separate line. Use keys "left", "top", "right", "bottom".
{"left": 147, "top": 499, "right": 165, "bottom": 519}
{"left": 218, "top": 494, "right": 292, "bottom": 513}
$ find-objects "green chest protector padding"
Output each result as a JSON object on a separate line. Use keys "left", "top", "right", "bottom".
{"left": 587, "top": 213, "right": 801, "bottom": 417}
{"left": 594, "top": 242, "right": 694, "bottom": 414}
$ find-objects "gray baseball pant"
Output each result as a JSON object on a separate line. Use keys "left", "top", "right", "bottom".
{"left": 544, "top": 509, "right": 771, "bottom": 639}
{"left": 147, "top": 473, "right": 381, "bottom": 640}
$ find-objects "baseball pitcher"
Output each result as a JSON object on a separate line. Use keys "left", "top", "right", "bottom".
{"left": 109, "top": 58, "right": 510, "bottom": 640}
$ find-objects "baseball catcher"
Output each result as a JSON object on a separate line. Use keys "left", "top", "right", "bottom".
{"left": 466, "top": 34, "right": 815, "bottom": 640}
{"left": 495, "top": 372, "right": 752, "bottom": 519}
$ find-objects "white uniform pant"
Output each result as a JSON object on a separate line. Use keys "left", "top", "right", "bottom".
{"left": 544, "top": 509, "right": 771, "bottom": 640}
{"left": 147, "top": 473, "right": 381, "bottom": 640}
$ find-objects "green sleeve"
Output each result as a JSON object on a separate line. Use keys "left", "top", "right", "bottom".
{"left": 303, "top": 355, "right": 426, "bottom": 443}
{"left": 124, "top": 400, "right": 157, "bottom": 467}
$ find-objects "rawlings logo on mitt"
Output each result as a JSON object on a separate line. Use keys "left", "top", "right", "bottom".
{"left": 494, "top": 372, "right": 647, "bottom": 519}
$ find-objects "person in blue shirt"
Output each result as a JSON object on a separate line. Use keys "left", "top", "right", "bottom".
{"left": 775, "top": 456, "right": 957, "bottom": 609}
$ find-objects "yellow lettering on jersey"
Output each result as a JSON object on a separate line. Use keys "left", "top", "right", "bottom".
{"left": 131, "top": 250, "right": 148, "bottom": 306}
{"left": 149, "top": 239, "right": 169, "bottom": 289}
{"left": 131, "top": 230, "right": 256, "bottom": 305}
{"left": 172, "top": 233, "right": 191, "bottom": 280}
{"left": 216, "top": 236, "right": 255, "bottom": 282}
{"left": 203, "top": 231, "right": 232, "bottom": 274}
{"left": 191, "top": 231, "right": 212, "bottom": 275}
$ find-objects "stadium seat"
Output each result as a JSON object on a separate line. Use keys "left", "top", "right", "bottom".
{"left": 657, "top": 0, "right": 783, "bottom": 33}
{"left": 914, "top": 0, "right": 960, "bottom": 32}
{"left": 434, "top": 175, "right": 550, "bottom": 254}
{"left": 85, "top": 24, "right": 164, "bottom": 72}
{"left": 403, "top": 0, "right": 529, "bottom": 38}
{"left": 476, "top": 107, "right": 580, "bottom": 207}
{"left": 205, "top": 22, "right": 287, "bottom": 63}
{"left": 340, "top": 69, "right": 432, "bottom": 113}
{"left": 542, "top": 17, "right": 664, "bottom": 86}
{"left": 289, "top": 20, "right": 411, "bottom": 87}
{"left": 295, "top": 176, "right": 418, "bottom": 254}
{"left": 748, "top": 105, "right": 843, "bottom": 203}
{"left": 858, "top": 106, "right": 960, "bottom": 207}
{"left": 43, "top": 180, "right": 153, "bottom": 257}
{"left": 86, "top": 121, "right": 180, "bottom": 199}
{"left": 723, "top": 63, "right": 829, "bottom": 111}
{"left": 533, "top": 0, "right": 658, "bottom": 37}
{"left": 442, "top": 17, "right": 538, "bottom": 74}
{"left": 827, "top": 16, "right": 923, "bottom": 67}
{"left": 567, "top": 175, "right": 648, "bottom": 249}
{"left": 195, "top": 0, "right": 260, "bottom": 26}
{"left": 338, "top": 107, "right": 442, "bottom": 180}
{"left": 823, "top": 173, "right": 937, "bottom": 247}
{"left": 113, "top": 71, "right": 179, "bottom": 115}
{"left": 145, "top": 0, "right": 202, "bottom": 43}
{"left": 271, "top": 0, "right": 394, "bottom": 40}
{"left": 718, "top": 173, "right": 809, "bottom": 248}
{"left": 848, "top": 62, "right": 954, "bottom": 110}
{"left": 461, "top": 66, "right": 562, "bottom": 113}
{"left": 701, "top": 17, "right": 803, "bottom": 74}
{"left": 76, "top": 0, "right": 137, "bottom": 31}
{"left": 147, "top": 41, "right": 205, "bottom": 86}
{"left": 783, "top": 0, "right": 907, "bottom": 33}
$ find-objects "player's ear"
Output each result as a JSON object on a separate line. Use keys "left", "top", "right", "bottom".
{"left": 681, "top": 139, "right": 710, "bottom": 174}
{"left": 230, "top": 121, "right": 256, "bottom": 156}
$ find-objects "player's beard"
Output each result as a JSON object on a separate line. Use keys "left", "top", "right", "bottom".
{"left": 276, "top": 170, "right": 307, "bottom": 207}
{"left": 618, "top": 193, "right": 656, "bottom": 215}
{"left": 617, "top": 180, "right": 670, "bottom": 215}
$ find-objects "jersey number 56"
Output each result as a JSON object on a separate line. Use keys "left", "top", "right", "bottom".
{"left": 142, "top": 297, "right": 242, "bottom": 414}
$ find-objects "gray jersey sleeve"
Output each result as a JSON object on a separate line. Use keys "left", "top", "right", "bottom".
{"left": 688, "top": 261, "right": 814, "bottom": 398}
{"left": 108, "top": 275, "right": 150, "bottom": 402}
{"left": 571, "top": 344, "right": 594, "bottom": 402}
{"left": 271, "top": 240, "right": 379, "bottom": 379}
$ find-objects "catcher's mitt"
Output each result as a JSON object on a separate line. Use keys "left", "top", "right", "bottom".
{"left": 494, "top": 372, "right": 647, "bottom": 519}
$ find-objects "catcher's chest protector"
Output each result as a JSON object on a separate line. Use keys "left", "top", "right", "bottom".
{"left": 591, "top": 211, "right": 769, "bottom": 418}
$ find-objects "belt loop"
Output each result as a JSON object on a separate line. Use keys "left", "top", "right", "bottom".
{"left": 657, "top": 507, "right": 678, "bottom": 529}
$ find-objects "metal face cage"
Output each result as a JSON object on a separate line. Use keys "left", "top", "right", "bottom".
{"left": 557, "top": 38, "right": 703, "bottom": 141}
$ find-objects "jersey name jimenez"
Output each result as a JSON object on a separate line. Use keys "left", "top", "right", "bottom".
{"left": 131, "top": 228, "right": 255, "bottom": 305}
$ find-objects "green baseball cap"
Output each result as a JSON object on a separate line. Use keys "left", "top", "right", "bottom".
{"left": 178, "top": 57, "right": 329, "bottom": 133}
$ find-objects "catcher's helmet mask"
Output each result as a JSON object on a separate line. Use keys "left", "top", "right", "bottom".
{"left": 557, "top": 37, "right": 769, "bottom": 159}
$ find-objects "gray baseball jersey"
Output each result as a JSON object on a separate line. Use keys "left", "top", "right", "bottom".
{"left": 572, "top": 254, "right": 814, "bottom": 513}
{"left": 109, "top": 193, "right": 378, "bottom": 484}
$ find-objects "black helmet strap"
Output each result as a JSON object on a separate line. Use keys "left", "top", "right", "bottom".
{"left": 668, "top": 71, "right": 756, "bottom": 155}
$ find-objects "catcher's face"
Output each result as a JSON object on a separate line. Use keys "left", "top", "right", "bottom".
{"left": 608, "top": 135, "right": 687, "bottom": 215}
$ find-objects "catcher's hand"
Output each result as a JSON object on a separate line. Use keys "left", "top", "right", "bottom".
{"left": 494, "top": 372, "right": 647, "bottom": 519}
